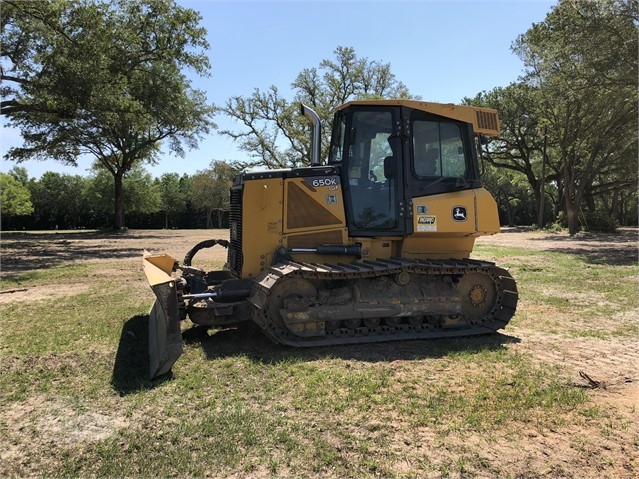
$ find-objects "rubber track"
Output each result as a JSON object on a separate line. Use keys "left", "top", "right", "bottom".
{"left": 250, "top": 258, "right": 518, "bottom": 347}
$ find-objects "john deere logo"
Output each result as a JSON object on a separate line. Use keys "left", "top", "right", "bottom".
{"left": 452, "top": 206, "right": 468, "bottom": 222}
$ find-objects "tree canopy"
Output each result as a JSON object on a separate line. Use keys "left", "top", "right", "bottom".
{"left": 217, "top": 46, "right": 414, "bottom": 169}
{"left": 0, "top": 172, "right": 33, "bottom": 218}
{"left": 1, "top": 0, "right": 215, "bottom": 228}
{"left": 511, "top": 0, "right": 638, "bottom": 234}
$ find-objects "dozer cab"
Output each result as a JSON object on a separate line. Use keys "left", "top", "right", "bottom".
{"left": 143, "top": 99, "right": 518, "bottom": 378}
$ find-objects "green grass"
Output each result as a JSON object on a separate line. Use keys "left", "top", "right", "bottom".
{"left": 473, "top": 244, "right": 639, "bottom": 339}
{"left": 4, "top": 348, "right": 591, "bottom": 478}
{"left": 1, "top": 234, "right": 637, "bottom": 478}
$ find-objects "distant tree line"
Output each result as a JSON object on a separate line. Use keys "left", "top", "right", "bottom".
{"left": 0, "top": 161, "right": 237, "bottom": 231}
{"left": 2, "top": 0, "right": 637, "bottom": 233}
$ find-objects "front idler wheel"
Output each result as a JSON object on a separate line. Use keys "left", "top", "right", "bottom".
{"left": 266, "top": 278, "right": 322, "bottom": 338}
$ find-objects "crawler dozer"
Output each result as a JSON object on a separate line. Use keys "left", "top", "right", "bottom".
{"left": 143, "top": 100, "right": 518, "bottom": 378}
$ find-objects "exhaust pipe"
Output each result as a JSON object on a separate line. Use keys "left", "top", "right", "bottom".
{"left": 301, "top": 104, "right": 321, "bottom": 166}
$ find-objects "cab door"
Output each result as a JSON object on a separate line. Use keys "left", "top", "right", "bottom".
{"left": 329, "top": 106, "right": 410, "bottom": 237}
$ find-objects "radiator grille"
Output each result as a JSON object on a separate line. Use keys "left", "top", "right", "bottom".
{"left": 228, "top": 184, "right": 243, "bottom": 276}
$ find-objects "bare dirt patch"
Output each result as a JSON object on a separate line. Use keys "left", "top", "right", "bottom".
{"left": 1, "top": 392, "right": 130, "bottom": 475}
{"left": 0, "top": 283, "right": 91, "bottom": 304}
{"left": 1, "top": 229, "right": 230, "bottom": 277}
{"left": 5, "top": 393, "right": 129, "bottom": 444}
{"left": 0, "top": 229, "right": 229, "bottom": 303}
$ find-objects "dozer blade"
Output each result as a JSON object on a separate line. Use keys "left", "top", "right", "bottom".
{"left": 143, "top": 252, "right": 183, "bottom": 379}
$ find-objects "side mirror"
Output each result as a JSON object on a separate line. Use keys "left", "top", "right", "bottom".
{"left": 383, "top": 156, "right": 396, "bottom": 180}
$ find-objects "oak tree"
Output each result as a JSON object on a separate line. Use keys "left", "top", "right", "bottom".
{"left": 1, "top": 0, "right": 215, "bottom": 228}
{"left": 217, "top": 46, "right": 413, "bottom": 169}
{"left": 513, "top": 0, "right": 638, "bottom": 234}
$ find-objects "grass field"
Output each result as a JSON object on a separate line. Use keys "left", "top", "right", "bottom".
{"left": 1, "top": 228, "right": 637, "bottom": 478}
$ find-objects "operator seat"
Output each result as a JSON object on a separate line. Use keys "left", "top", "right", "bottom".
{"left": 421, "top": 148, "right": 439, "bottom": 176}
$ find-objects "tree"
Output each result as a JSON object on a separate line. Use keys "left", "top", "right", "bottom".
{"left": 26, "top": 172, "right": 90, "bottom": 229}
{"left": 0, "top": 172, "right": 33, "bottom": 219}
{"left": 1, "top": 0, "right": 215, "bottom": 229}
{"left": 464, "top": 83, "right": 543, "bottom": 228}
{"left": 466, "top": 83, "right": 561, "bottom": 228}
{"left": 86, "top": 165, "right": 161, "bottom": 227}
{"left": 512, "top": 0, "right": 638, "bottom": 234}
{"left": 217, "top": 46, "right": 413, "bottom": 169}
{"left": 157, "top": 173, "right": 187, "bottom": 229}
{"left": 190, "top": 160, "right": 239, "bottom": 228}
{"left": 481, "top": 164, "right": 537, "bottom": 226}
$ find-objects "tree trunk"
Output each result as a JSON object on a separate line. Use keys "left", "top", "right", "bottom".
{"left": 608, "top": 189, "right": 619, "bottom": 222}
{"left": 206, "top": 207, "right": 212, "bottom": 228}
{"left": 566, "top": 202, "right": 580, "bottom": 235}
{"left": 536, "top": 127, "right": 548, "bottom": 229}
{"left": 533, "top": 185, "right": 544, "bottom": 229}
{"left": 114, "top": 172, "right": 125, "bottom": 229}
{"left": 563, "top": 153, "right": 589, "bottom": 235}
{"left": 216, "top": 209, "right": 223, "bottom": 228}
{"left": 564, "top": 175, "right": 582, "bottom": 236}
{"left": 505, "top": 201, "right": 515, "bottom": 227}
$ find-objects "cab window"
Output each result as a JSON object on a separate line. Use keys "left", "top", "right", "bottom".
{"left": 328, "top": 113, "right": 347, "bottom": 164}
{"left": 412, "top": 120, "right": 465, "bottom": 178}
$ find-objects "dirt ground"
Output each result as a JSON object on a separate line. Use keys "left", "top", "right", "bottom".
{"left": 1, "top": 226, "right": 638, "bottom": 477}
{"left": 477, "top": 226, "right": 638, "bottom": 265}
{"left": 481, "top": 228, "right": 638, "bottom": 479}
{"left": 3, "top": 225, "right": 635, "bottom": 271}
{"left": 0, "top": 229, "right": 230, "bottom": 302}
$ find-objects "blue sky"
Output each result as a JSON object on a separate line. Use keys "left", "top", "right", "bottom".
{"left": 0, "top": 0, "right": 556, "bottom": 179}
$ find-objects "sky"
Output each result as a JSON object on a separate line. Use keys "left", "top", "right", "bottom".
{"left": 0, "top": 0, "right": 556, "bottom": 179}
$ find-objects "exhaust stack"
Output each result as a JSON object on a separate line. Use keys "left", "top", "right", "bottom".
{"left": 301, "top": 104, "right": 321, "bottom": 166}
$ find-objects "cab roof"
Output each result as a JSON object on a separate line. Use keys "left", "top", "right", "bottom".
{"left": 337, "top": 99, "right": 500, "bottom": 137}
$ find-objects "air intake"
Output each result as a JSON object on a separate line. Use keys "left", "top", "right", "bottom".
{"left": 475, "top": 110, "right": 499, "bottom": 134}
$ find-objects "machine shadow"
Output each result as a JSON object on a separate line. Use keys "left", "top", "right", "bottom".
{"left": 111, "top": 314, "right": 172, "bottom": 396}
{"left": 183, "top": 321, "right": 521, "bottom": 365}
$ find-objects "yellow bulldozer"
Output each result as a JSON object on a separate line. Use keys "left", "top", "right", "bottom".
{"left": 143, "top": 99, "right": 518, "bottom": 378}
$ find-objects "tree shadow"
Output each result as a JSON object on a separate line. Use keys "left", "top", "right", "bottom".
{"left": 1, "top": 230, "right": 181, "bottom": 277}
{"left": 498, "top": 226, "right": 537, "bottom": 233}
{"left": 182, "top": 321, "right": 521, "bottom": 365}
{"left": 111, "top": 314, "right": 172, "bottom": 396}
{"left": 532, "top": 228, "right": 638, "bottom": 266}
